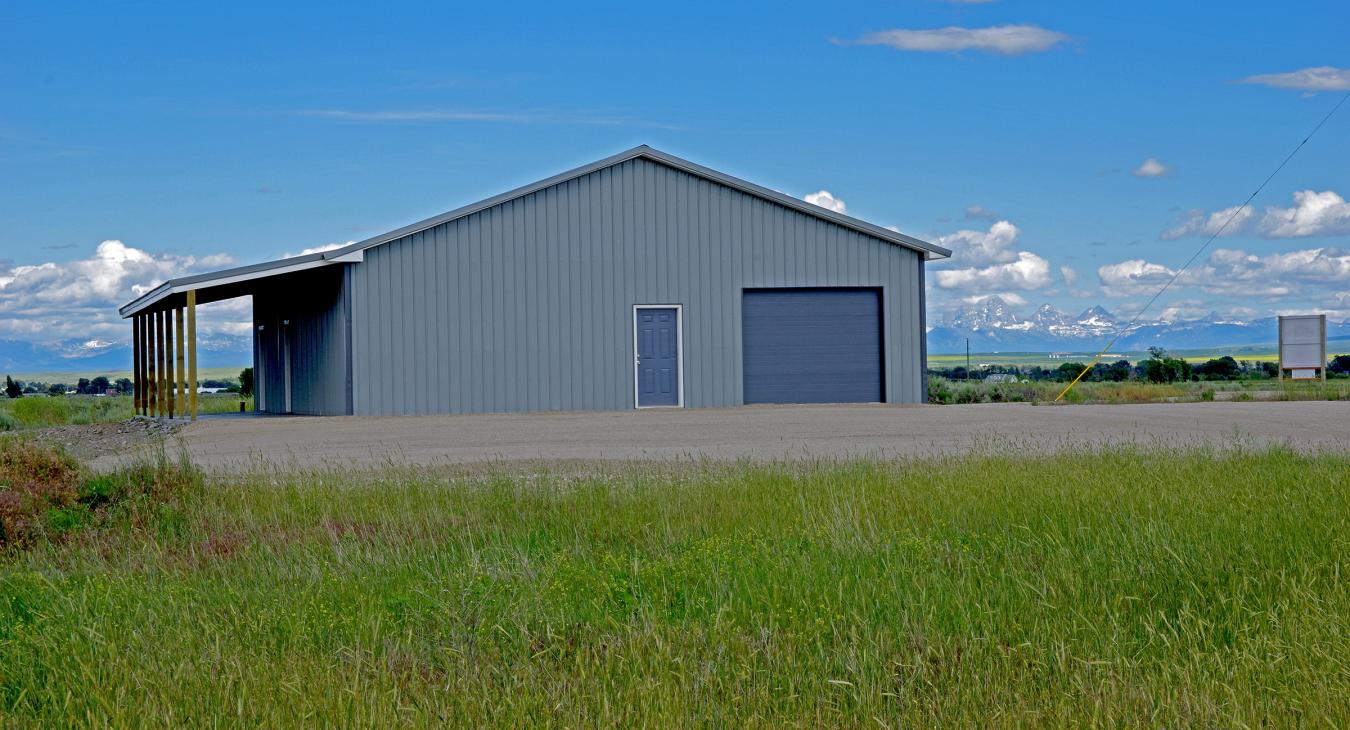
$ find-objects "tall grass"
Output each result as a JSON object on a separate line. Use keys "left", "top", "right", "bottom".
{"left": 1, "top": 448, "right": 1347, "bottom": 726}
{"left": 0, "top": 394, "right": 253, "bottom": 430}
{"left": 928, "top": 376, "right": 1350, "bottom": 404}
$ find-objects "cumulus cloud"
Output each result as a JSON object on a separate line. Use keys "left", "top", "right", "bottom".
{"left": 935, "top": 220, "right": 1021, "bottom": 266}
{"left": 1060, "top": 266, "right": 1078, "bottom": 285}
{"left": 1162, "top": 190, "right": 1350, "bottom": 240}
{"left": 845, "top": 24, "right": 1068, "bottom": 56}
{"left": 1099, "top": 246, "right": 1350, "bottom": 300}
{"left": 803, "top": 190, "right": 846, "bottom": 214}
{"left": 1131, "top": 158, "right": 1171, "bottom": 178}
{"left": 0, "top": 240, "right": 242, "bottom": 357}
{"left": 962, "top": 292, "right": 1027, "bottom": 306}
{"left": 1161, "top": 205, "right": 1255, "bottom": 240}
{"left": 1097, "top": 259, "right": 1176, "bottom": 297}
{"left": 1258, "top": 189, "right": 1350, "bottom": 237}
{"left": 930, "top": 220, "right": 1054, "bottom": 292}
{"left": 283, "top": 241, "right": 355, "bottom": 258}
{"left": 935, "top": 251, "right": 1052, "bottom": 290}
{"left": 1236, "top": 66, "right": 1350, "bottom": 92}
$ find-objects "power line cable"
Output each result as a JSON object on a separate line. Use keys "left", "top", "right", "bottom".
{"left": 1056, "top": 90, "right": 1350, "bottom": 401}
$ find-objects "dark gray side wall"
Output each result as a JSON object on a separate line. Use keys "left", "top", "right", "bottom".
{"left": 253, "top": 266, "right": 350, "bottom": 415}
{"left": 348, "top": 157, "right": 925, "bottom": 415}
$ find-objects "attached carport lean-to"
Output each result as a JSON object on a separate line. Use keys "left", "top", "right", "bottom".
{"left": 119, "top": 249, "right": 360, "bottom": 419}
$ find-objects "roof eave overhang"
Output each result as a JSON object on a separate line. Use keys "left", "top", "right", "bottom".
{"left": 118, "top": 253, "right": 344, "bottom": 318}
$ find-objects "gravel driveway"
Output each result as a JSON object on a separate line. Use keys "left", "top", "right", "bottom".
{"left": 83, "top": 400, "right": 1350, "bottom": 473}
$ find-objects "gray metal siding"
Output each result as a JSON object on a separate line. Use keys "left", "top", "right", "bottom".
{"left": 253, "top": 267, "right": 350, "bottom": 415}
{"left": 348, "top": 157, "right": 925, "bottom": 414}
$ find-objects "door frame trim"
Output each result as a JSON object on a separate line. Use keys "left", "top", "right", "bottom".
{"left": 632, "top": 304, "right": 685, "bottom": 409}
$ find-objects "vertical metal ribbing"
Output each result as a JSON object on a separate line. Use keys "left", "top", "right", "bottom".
{"left": 187, "top": 290, "right": 198, "bottom": 420}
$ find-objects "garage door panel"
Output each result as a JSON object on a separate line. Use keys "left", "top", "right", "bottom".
{"left": 742, "top": 289, "right": 882, "bottom": 404}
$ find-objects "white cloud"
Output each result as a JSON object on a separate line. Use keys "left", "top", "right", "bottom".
{"left": 1099, "top": 246, "right": 1350, "bottom": 300}
{"left": 930, "top": 220, "right": 1054, "bottom": 293}
{"left": 1163, "top": 190, "right": 1350, "bottom": 240}
{"left": 294, "top": 110, "right": 682, "bottom": 130}
{"left": 1097, "top": 259, "right": 1176, "bottom": 297}
{"left": 1161, "top": 205, "right": 1255, "bottom": 240}
{"left": 1060, "top": 266, "right": 1078, "bottom": 285}
{"left": 1258, "top": 189, "right": 1350, "bottom": 238}
{"left": 935, "top": 220, "right": 1021, "bottom": 266}
{"left": 847, "top": 24, "right": 1068, "bottom": 56}
{"left": 963, "top": 204, "right": 998, "bottom": 221}
{"left": 283, "top": 241, "right": 355, "bottom": 258}
{"left": 0, "top": 240, "right": 243, "bottom": 355}
{"left": 1236, "top": 66, "right": 1350, "bottom": 92}
{"left": 962, "top": 292, "right": 1027, "bottom": 306}
{"left": 935, "top": 251, "right": 1052, "bottom": 290}
{"left": 1131, "top": 158, "right": 1171, "bottom": 178}
{"left": 803, "top": 190, "right": 846, "bottom": 214}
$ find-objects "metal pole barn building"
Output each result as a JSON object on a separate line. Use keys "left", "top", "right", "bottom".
{"left": 119, "top": 146, "right": 951, "bottom": 417}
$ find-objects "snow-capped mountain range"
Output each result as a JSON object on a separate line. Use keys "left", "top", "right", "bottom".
{"left": 928, "top": 296, "right": 1350, "bottom": 354}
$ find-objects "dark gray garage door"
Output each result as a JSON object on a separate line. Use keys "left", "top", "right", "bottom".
{"left": 742, "top": 288, "right": 883, "bottom": 404}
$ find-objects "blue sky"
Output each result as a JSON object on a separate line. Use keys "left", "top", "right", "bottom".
{"left": 2, "top": 1, "right": 1348, "bottom": 357}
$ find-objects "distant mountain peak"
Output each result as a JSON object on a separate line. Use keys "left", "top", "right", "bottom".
{"left": 926, "top": 301, "right": 1349, "bottom": 355}
{"left": 950, "top": 296, "right": 1024, "bottom": 331}
{"left": 1077, "top": 305, "right": 1116, "bottom": 323}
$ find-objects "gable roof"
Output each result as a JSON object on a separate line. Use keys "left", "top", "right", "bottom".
{"left": 121, "top": 145, "right": 949, "bottom": 318}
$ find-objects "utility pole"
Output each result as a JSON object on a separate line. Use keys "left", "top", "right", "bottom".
{"left": 966, "top": 338, "right": 970, "bottom": 378}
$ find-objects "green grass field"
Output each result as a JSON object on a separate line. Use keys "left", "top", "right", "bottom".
{"left": 2, "top": 447, "right": 1347, "bottom": 726}
{"left": 0, "top": 394, "right": 252, "bottom": 430}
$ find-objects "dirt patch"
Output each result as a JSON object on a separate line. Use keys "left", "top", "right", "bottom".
{"left": 25, "top": 418, "right": 182, "bottom": 463}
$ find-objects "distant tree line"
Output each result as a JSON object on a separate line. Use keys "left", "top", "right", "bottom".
{"left": 931, "top": 348, "right": 1350, "bottom": 384}
{"left": 1, "top": 371, "right": 244, "bottom": 398}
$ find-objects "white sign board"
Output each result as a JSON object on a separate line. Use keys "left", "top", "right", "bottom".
{"left": 1278, "top": 314, "right": 1326, "bottom": 378}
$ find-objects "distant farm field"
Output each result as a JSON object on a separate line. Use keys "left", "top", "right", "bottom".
{"left": 4, "top": 366, "right": 244, "bottom": 386}
{"left": 2, "top": 448, "right": 1347, "bottom": 726}
{"left": 926, "top": 346, "right": 1290, "bottom": 369}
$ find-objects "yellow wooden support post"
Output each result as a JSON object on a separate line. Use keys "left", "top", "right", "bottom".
{"left": 187, "top": 290, "right": 198, "bottom": 421}
{"left": 175, "top": 306, "right": 185, "bottom": 419}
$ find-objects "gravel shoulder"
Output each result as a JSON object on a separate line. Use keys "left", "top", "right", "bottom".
{"left": 77, "top": 400, "right": 1350, "bottom": 474}
{"left": 22, "top": 418, "right": 182, "bottom": 463}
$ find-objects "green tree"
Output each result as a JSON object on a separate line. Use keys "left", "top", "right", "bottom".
{"left": 114, "top": 378, "right": 134, "bottom": 394}
{"left": 1330, "top": 354, "right": 1350, "bottom": 376}
{"left": 4, "top": 376, "right": 21, "bottom": 399}
{"left": 1056, "top": 362, "right": 1089, "bottom": 382}
{"left": 48, "top": 383, "right": 66, "bottom": 396}
{"left": 1194, "top": 356, "right": 1240, "bottom": 380}
{"left": 76, "top": 378, "right": 91, "bottom": 395}
{"left": 1141, "top": 348, "right": 1191, "bottom": 383}
{"left": 239, "top": 367, "right": 254, "bottom": 398}
{"left": 90, "top": 376, "right": 111, "bottom": 394}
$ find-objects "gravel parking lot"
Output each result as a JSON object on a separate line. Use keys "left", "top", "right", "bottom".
{"left": 85, "top": 400, "right": 1350, "bottom": 473}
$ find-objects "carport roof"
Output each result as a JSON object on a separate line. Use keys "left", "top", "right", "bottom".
{"left": 120, "top": 145, "right": 950, "bottom": 318}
